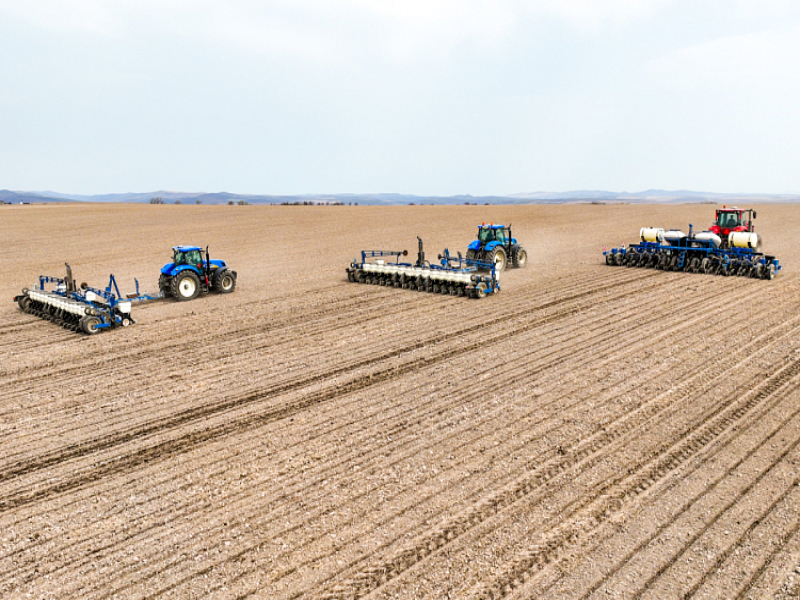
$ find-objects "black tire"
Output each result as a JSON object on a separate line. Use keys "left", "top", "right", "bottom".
{"left": 17, "top": 295, "right": 31, "bottom": 312}
{"left": 466, "top": 249, "right": 478, "bottom": 261}
{"left": 214, "top": 269, "right": 236, "bottom": 293}
{"left": 159, "top": 273, "right": 172, "bottom": 296}
{"left": 512, "top": 246, "right": 528, "bottom": 268}
{"left": 171, "top": 270, "right": 201, "bottom": 301}
{"left": 79, "top": 315, "right": 102, "bottom": 335}
{"left": 486, "top": 246, "right": 507, "bottom": 271}
{"left": 475, "top": 282, "right": 488, "bottom": 299}
{"left": 605, "top": 253, "right": 615, "bottom": 266}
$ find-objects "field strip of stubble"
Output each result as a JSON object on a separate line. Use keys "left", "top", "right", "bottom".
{"left": 0, "top": 268, "right": 652, "bottom": 506}
{"left": 32, "top": 276, "right": 792, "bottom": 591}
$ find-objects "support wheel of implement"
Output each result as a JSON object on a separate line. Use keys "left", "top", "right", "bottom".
{"left": 171, "top": 270, "right": 201, "bottom": 301}
{"left": 487, "top": 247, "right": 507, "bottom": 272}
{"left": 606, "top": 253, "right": 615, "bottom": 266}
{"left": 159, "top": 273, "right": 172, "bottom": 296}
{"left": 213, "top": 270, "right": 236, "bottom": 293}
{"left": 475, "top": 282, "right": 488, "bottom": 299}
{"left": 79, "top": 315, "right": 102, "bottom": 335}
{"left": 17, "top": 295, "right": 31, "bottom": 311}
{"left": 512, "top": 246, "right": 528, "bottom": 268}
{"left": 766, "top": 264, "right": 775, "bottom": 280}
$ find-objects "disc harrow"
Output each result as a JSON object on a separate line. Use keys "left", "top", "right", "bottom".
{"left": 346, "top": 237, "right": 500, "bottom": 298}
{"left": 603, "top": 224, "right": 781, "bottom": 280}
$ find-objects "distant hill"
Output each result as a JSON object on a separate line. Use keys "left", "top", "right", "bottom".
{"left": 0, "top": 189, "right": 75, "bottom": 204}
{"left": 4, "top": 189, "right": 800, "bottom": 205}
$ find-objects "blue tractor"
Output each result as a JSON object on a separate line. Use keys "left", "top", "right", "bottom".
{"left": 159, "top": 246, "right": 237, "bottom": 301}
{"left": 466, "top": 223, "right": 527, "bottom": 272}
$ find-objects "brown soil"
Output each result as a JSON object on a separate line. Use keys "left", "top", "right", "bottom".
{"left": 2, "top": 202, "right": 800, "bottom": 599}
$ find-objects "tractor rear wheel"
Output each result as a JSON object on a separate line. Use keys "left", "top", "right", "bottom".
{"left": 487, "top": 247, "right": 507, "bottom": 272}
{"left": 466, "top": 249, "right": 478, "bottom": 261}
{"left": 171, "top": 271, "right": 201, "bottom": 301}
{"left": 214, "top": 270, "right": 236, "bottom": 293}
{"left": 512, "top": 246, "right": 528, "bottom": 268}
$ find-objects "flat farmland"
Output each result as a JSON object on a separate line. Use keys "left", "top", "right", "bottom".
{"left": 3, "top": 202, "right": 800, "bottom": 600}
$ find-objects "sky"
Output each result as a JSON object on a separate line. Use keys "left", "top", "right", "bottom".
{"left": 1, "top": 0, "right": 800, "bottom": 196}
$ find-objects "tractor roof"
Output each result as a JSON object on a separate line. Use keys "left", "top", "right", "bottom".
{"left": 173, "top": 245, "right": 202, "bottom": 252}
{"left": 479, "top": 224, "right": 508, "bottom": 229}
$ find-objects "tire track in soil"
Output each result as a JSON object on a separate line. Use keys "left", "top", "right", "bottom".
{"left": 0, "top": 268, "right": 668, "bottom": 556}
{"left": 0, "top": 274, "right": 776, "bottom": 596}
{"left": 302, "top": 312, "right": 800, "bottom": 600}
{"left": 476, "top": 353, "right": 800, "bottom": 600}
{"left": 0, "top": 271, "right": 660, "bottom": 511}
{"left": 695, "top": 483, "right": 800, "bottom": 600}
{"left": 3, "top": 268, "right": 716, "bottom": 596}
{"left": 112, "top": 282, "right": 792, "bottom": 600}
{"left": 0, "top": 266, "right": 630, "bottom": 415}
{"left": 2, "top": 277, "right": 704, "bottom": 594}
{"left": 92, "top": 282, "right": 732, "bottom": 593}
{"left": 177, "top": 296, "right": 780, "bottom": 600}
{"left": 540, "top": 392, "right": 800, "bottom": 598}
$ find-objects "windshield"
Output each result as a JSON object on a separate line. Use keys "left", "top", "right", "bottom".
{"left": 716, "top": 212, "right": 741, "bottom": 229}
{"left": 478, "top": 228, "right": 496, "bottom": 243}
{"left": 174, "top": 250, "right": 203, "bottom": 265}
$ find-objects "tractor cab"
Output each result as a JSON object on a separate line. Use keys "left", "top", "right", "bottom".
{"left": 710, "top": 206, "right": 756, "bottom": 238}
{"left": 172, "top": 246, "right": 204, "bottom": 269}
{"left": 467, "top": 223, "right": 527, "bottom": 271}
{"left": 477, "top": 225, "right": 509, "bottom": 245}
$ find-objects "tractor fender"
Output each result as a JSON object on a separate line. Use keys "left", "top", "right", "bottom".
{"left": 483, "top": 240, "right": 504, "bottom": 252}
{"left": 168, "top": 264, "right": 203, "bottom": 277}
{"left": 467, "top": 240, "right": 481, "bottom": 252}
{"left": 160, "top": 262, "right": 176, "bottom": 275}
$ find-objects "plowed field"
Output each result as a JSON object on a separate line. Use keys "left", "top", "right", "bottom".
{"left": 3, "top": 202, "right": 800, "bottom": 599}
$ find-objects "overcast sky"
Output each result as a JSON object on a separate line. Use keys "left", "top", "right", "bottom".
{"left": 1, "top": 0, "right": 799, "bottom": 196}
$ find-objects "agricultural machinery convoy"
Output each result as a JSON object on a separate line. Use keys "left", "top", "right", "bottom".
{"left": 13, "top": 246, "right": 237, "bottom": 334}
{"left": 347, "top": 237, "right": 500, "bottom": 298}
{"left": 603, "top": 207, "right": 781, "bottom": 279}
{"left": 466, "top": 224, "right": 527, "bottom": 272}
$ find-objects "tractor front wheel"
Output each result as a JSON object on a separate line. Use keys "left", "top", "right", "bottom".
{"left": 486, "top": 247, "right": 507, "bottom": 272}
{"left": 172, "top": 271, "right": 201, "bottom": 301}
{"left": 214, "top": 270, "right": 237, "bottom": 293}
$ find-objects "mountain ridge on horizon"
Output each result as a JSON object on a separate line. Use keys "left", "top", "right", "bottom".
{"left": 2, "top": 188, "right": 799, "bottom": 205}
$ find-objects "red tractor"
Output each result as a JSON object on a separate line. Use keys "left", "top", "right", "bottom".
{"left": 709, "top": 206, "right": 756, "bottom": 248}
